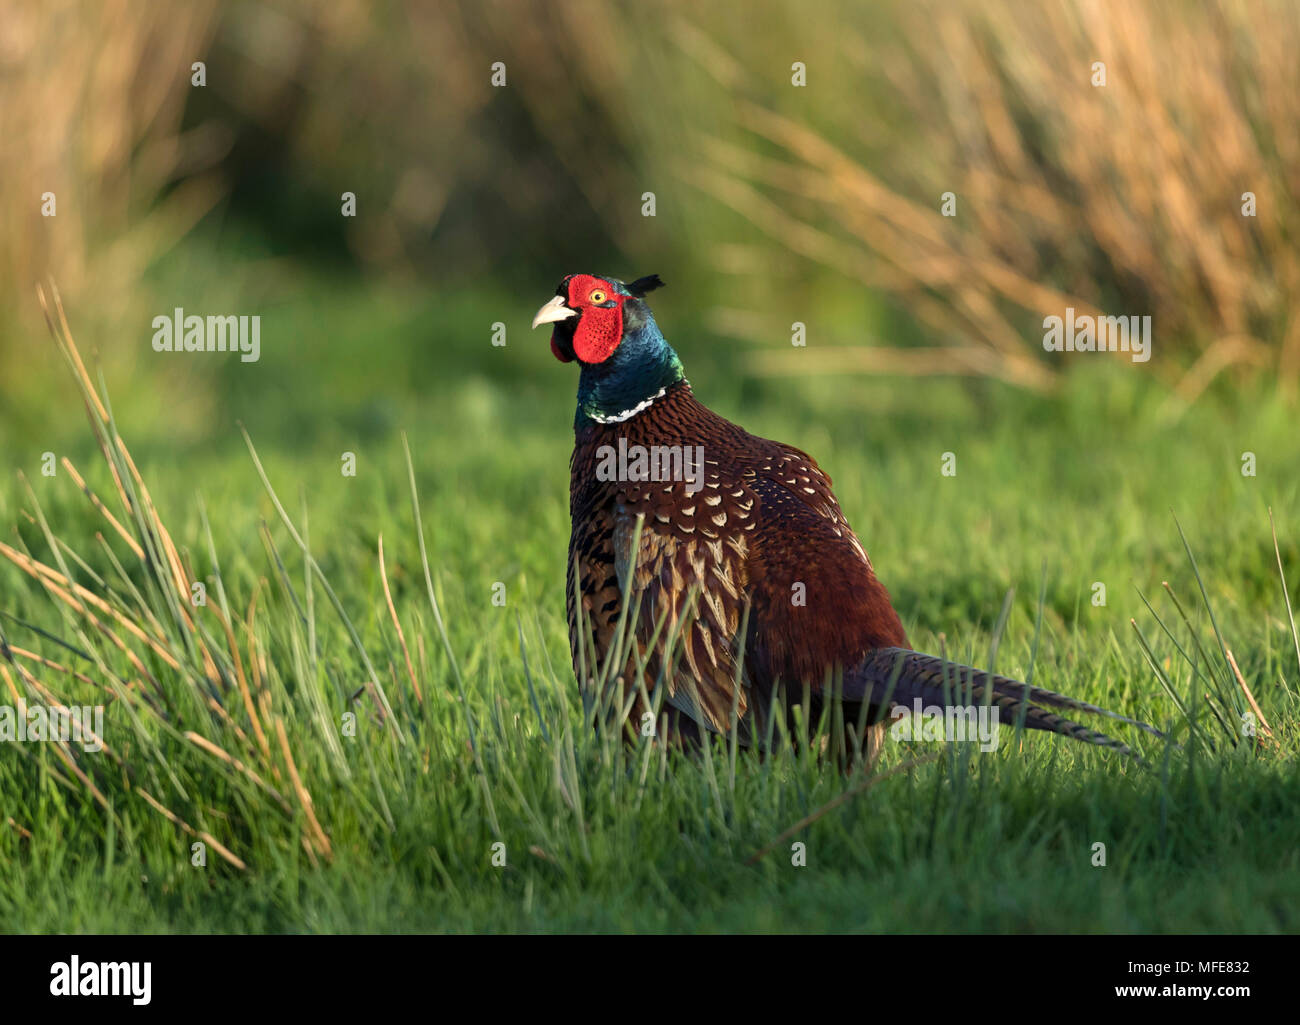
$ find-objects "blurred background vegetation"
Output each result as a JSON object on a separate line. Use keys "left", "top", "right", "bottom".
{"left": 5, "top": 0, "right": 1300, "bottom": 443}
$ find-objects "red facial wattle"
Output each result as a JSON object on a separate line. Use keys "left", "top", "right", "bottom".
{"left": 565, "top": 274, "right": 626, "bottom": 364}
{"left": 572, "top": 303, "right": 623, "bottom": 363}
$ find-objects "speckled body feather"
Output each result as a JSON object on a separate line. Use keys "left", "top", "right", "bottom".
{"left": 568, "top": 379, "right": 907, "bottom": 747}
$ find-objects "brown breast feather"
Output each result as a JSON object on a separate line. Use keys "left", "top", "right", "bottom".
{"left": 568, "top": 382, "right": 907, "bottom": 742}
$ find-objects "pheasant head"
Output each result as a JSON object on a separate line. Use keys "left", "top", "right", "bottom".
{"left": 532, "top": 273, "right": 684, "bottom": 425}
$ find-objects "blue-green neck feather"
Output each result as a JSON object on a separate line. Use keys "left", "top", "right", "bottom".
{"left": 576, "top": 301, "right": 684, "bottom": 427}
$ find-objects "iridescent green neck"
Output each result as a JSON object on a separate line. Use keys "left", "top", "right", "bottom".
{"left": 575, "top": 310, "right": 685, "bottom": 427}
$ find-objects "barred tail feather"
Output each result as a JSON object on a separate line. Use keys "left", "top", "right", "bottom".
{"left": 846, "top": 647, "right": 1163, "bottom": 758}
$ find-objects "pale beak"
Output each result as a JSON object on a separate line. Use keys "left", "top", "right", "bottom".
{"left": 532, "top": 295, "right": 577, "bottom": 329}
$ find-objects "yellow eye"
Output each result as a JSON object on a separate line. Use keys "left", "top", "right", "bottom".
{"left": 589, "top": 289, "right": 607, "bottom": 304}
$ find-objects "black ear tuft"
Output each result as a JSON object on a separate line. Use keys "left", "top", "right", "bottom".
{"left": 627, "top": 274, "right": 665, "bottom": 298}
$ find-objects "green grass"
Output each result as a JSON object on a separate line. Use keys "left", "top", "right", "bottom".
{"left": 0, "top": 267, "right": 1297, "bottom": 934}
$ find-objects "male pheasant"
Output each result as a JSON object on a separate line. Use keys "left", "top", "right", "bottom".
{"left": 533, "top": 273, "right": 1159, "bottom": 760}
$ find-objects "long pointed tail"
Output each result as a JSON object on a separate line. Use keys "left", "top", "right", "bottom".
{"left": 845, "top": 647, "right": 1163, "bottom": 758}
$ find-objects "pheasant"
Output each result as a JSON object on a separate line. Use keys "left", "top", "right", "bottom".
{"left": 533, "top": 273, "right": 1160, "bottom": 760}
